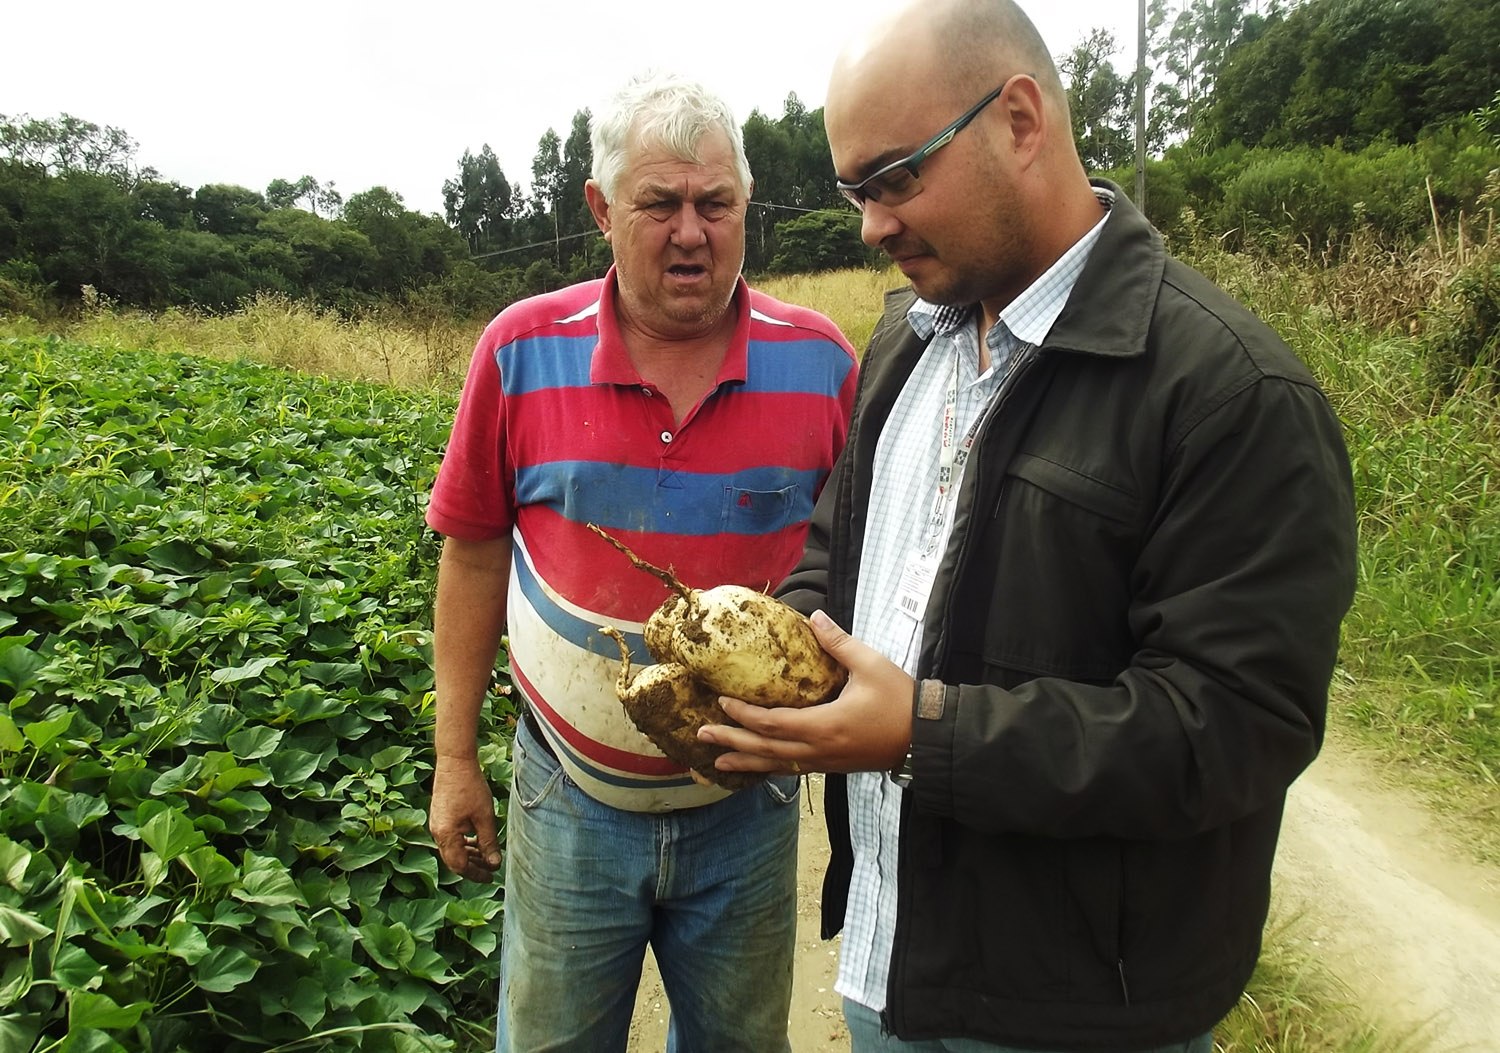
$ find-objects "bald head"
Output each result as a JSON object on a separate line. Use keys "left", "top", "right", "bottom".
{"left": 825, "top": 0, "right": 1102, "bottom": 325}
{"left": 833, "top": 0, "right": 1068, "bottom": 118}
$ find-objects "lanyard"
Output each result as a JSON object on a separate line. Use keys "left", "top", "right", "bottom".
{"left": 921, "top": 349, "right": 984, "bottom": 557}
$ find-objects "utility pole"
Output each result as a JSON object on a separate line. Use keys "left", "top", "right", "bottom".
{"left": 1134, "top": 0, "right": 1148, "bottom": 211}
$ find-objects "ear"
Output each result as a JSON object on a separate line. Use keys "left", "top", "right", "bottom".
{"left": 584, "top": 180, "right": 612, "bottom": 240}
{"left": 999, "top": 74, "right": 1046, "bottom": 169}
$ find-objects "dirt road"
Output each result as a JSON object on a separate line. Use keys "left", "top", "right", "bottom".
{"left": 628, "top": 736, "right": 1500, "bottom": 1053}
{"left": 1271, "top": 731, "right": 1500, "bottom": 1053}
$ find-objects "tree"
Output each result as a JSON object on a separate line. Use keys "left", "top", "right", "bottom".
{"left": 344, "top": 186, "right": 468, "bottom": 295}
{"left": 530, "top": 128, "right": 564, "bottom": 263}
{"left": 265, "top": 175, "right": 343, "bottom": 218}
{"left": 256, "top": 209, "right": 377, "bottom": 301}
{"left": 193, "top": 184, "right": 268, "bottom": 237}
{"left": 0, "top": 112, "right": 156, "bottom": 188}
{"left": 1148, "top": 0, "right": 1249, "bottom": 145}
{"left": 767, "top": 211, "right": 871, "bottom": 273}
{"left": 1062, "top": 28, "right": 1137, "bottom": 170}
{"left": 443, "top": 145, "right": 513, "bottom": 253}
{"left": 558, "top": 110, "right": 594, "bottom": 243}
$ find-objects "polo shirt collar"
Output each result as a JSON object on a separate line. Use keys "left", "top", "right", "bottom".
{"left": 589, "top": 266, "right": 753, "bottom": 387}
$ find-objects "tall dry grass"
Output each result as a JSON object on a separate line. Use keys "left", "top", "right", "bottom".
{"left": 1, "top": 293, "right": 478, "bottom": 391}
{"left": 753, "top": 266, "right": 907, "bottom": 352}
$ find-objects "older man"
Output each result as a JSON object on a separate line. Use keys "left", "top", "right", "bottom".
{"left": 426, "top": 72, "right": 856, "bottom": 1052}
{"left": 700, "top": 2, "right": 1358, "bottom": 1050}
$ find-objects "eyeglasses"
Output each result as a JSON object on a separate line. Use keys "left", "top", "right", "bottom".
{"left": 835, "top": 81, "right": 1009, "bottom": 211}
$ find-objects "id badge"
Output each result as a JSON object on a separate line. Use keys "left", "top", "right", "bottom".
{"left": 894, "top": 551, "right": 938, "bottom": 622}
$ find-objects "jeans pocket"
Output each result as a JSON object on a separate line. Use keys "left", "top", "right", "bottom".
{"left": 759, "top": 773, "right": 801, "bottom": 806}
{"left": 513, "top": 722, "right": 564, "bottom": 810}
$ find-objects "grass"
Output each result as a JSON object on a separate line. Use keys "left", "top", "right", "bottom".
{"left": 4, "top": 232, "right": 1497, "bottom": 1052}
{"left": 1, "top": 292, "right": 478, "bottom": 390}
{"left": 753, "top": 266, "right": 906, "bottom": 351}
{"left": 1216, "top": 911, "right": 1433, "bottom": 1053}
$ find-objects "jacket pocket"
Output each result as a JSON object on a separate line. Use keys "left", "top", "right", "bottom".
{"left": 972, "top": 456, "right": 1142, "bottom": 680}
{"left": 1007, "top": 453, "right": 1138, "bottom": 523}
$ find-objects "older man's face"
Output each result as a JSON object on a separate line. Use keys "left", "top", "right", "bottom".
{"left": 597, "top": 131, "right": 748, "bottom": 340}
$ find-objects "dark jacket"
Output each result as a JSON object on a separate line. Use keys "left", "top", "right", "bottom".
{"left": 778, "top": 183, "right": 1357, "bottom": 1050}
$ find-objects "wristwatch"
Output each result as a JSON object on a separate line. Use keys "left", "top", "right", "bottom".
{"left": 891, "top": 679, "right": 945, "bottom": 788}
{"left": 891, "top": 747, "right": 915, "bottom": 788}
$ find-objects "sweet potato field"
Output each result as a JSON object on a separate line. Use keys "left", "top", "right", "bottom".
{"left": 0, "top": 337, "right": 512, "bottom": 1051}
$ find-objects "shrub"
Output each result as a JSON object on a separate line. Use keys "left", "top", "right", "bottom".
{"left": 1419, "top": 247, "right": 1500, "bottom": 393}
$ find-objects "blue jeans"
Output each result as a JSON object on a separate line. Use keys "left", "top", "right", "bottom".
{"left": 495, "top": 719, "right": 800, "bottom": 1053}
{"left": 844, "top": 998, "right": 1215, "bottom": 1053}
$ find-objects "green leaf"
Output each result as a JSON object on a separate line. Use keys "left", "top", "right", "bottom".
{"left": 58, "top": 1027, "right": 130, "bottom": 1052}
{"left": 193, "top": 945, "right": 260, "bottom": 993}
{"left": 357, "top": 921, "right": 416, "bottom": 970}
{"left": 0, "top": 1017, "right": 41, "bottom": 1052}
{"left": 187, "top": 704, "right": 245, "bottom": 744}
{"left": 264, "top": 748, "right": 322, "bottom": 787}
{"left": 138, "top": 807, "right": 205, "bottom": 863}
{"left": 211, "top": 654, "right": 283, "bottom": 685}
{"left": 64, "top": 793, "right": 111, "bottom": 832}
{"left": 259, "top": 975, "right": 327, "bottom": 1030}
{"left": 0, "top": 644, "right": 47, "bottom": 691}
{"left": 67, "top": 990, "right": 150, "bottom": 1030}
{"left": 0, "top": 954, "right": 32, "bottom": 1005}
{"left": 165, "top": 920, "right": 212, "bottom": 964}
{"left": 225, "top": 725, "right": 283, "bottom": 759}
{"left": 0, "top": 836, "right": 32, "bottom": 891}
{"left": 371, "top": 745, "right": 414, "bottom": 769}
{"left": 180, "top": 846, "right": 239, "bottom": 888}
{"left": 52, "top": 943, "right": 107, "bottom": 990}
{"left": 0, "top": 904, "right": 51, "bottom": 946}
{"left": 22, "top": 709, "right": 74, "bottom": 750}
{"left": 145, "top": 540, "right": 209, "bottom": 575}
{"left": 301, "top": 661, "right": 363, "bottom": 686}
{"left": 336, "top": 834, "right": 396, "bottom": 871}
{"left": 233, "top": 853, "right": 305, "bottom": 907}
{"left": 0, "top": 713, "right": 23, "bottom": 752}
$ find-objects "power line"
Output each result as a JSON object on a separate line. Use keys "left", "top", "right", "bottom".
{"left": 463, "top": 199, "right": 858, "bottom": 261}
{"left": 469, "top": 229, "right": 599, "bottom": 261}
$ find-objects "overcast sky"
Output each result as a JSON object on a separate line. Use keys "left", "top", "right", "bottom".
{"left": 8, "top": 0, "right": 1142, "bottom": 218}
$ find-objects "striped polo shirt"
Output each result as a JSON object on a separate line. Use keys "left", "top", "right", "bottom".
{"left": 428, "top": 268, "right": 857, "bottom": 811}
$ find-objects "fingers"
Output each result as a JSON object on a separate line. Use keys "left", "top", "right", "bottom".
{"left": 434, "top": 819, "right": 502, "bottom": 882}
{"left": 699, "top": 703, "right": 808, "bottom": 773}
{"left": 808, "top": 608, "right": 849, "bottom": 649}
{"left": 430, "top": 764, "right": 503, "bottom": 882}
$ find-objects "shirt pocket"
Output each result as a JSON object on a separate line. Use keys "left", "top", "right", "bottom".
{"left": 722, "top": 483, "right": 798, "bottom": 533}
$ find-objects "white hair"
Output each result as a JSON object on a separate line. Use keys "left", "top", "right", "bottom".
{"left": 590, "top": 71, "right": 752, "bottom": 200}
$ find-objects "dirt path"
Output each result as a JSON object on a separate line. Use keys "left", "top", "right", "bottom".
{"left": 1271, "top": 729, "right": 1500, "bottom": 1052}
{"left": 628, "top": 738, "right": 1500, "bottom": 1053}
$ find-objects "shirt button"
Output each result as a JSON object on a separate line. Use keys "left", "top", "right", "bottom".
{"left": 642, "top": 388, "right": 654, "bottom": 397}
{"left": 660, "top": 430, "right": 673, "bottom": 443}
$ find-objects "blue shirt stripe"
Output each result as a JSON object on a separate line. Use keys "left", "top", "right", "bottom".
{"left": 514, "top": 462, "right": 821, "bottom": 536}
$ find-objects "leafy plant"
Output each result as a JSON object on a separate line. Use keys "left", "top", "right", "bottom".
{"left": 0, "top": 337, "right": 513, "bottom": 1051}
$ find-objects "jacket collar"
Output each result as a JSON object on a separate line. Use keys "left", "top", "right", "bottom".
{"left": 1042, "top": 179, "right": 1166, "bottom": 361}
{"left": 884, "top": 179, "right": 1164, "bottom": 363}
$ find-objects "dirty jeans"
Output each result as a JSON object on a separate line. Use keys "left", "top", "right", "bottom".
{"left": 494, "top": 718, "right": 799, "bottom": 1053}
{"left": 844, "top": 998, "right": 1216, "bottom": 1053}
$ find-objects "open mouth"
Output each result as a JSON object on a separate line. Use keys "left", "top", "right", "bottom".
{"left": 667, "top": 264, "right": 707, "bottom": 278}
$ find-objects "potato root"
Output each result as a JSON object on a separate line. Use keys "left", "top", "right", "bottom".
{"left": 600, "top": 626, "right": 760, "bottom": 791}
